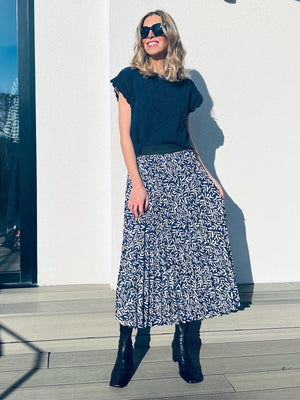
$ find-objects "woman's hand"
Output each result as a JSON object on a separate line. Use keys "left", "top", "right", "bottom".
{"left": 211, "top": 177, "right": 225, "bottom": 199}
{"left": 128, "top": 184, "right": 149, "bottom": 219}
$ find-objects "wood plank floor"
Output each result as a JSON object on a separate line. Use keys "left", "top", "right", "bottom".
{"left": 0, "top": 283, "right": 299, "bottom": 400}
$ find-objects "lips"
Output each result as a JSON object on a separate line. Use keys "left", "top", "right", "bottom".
{"left": 147, "top": 40, "right": 159, "bottom": 47}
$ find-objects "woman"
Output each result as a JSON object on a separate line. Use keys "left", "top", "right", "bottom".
{"left": 110, "top": 10, "right": 240, "bottom": 387}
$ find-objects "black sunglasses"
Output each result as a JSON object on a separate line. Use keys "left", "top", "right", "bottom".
{"left": 140, "top": 23, "right": 165, "bottom": 39}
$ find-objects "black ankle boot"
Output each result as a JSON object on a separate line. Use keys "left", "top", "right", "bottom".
{"left": 109, "top": 324, "right": 133, "bottom": 387}
{"left": 172, "top": 322, "right": 202, "bottom": 383}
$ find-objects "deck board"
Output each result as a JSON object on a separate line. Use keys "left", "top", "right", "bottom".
{"left": 2, "top": 385, "right": 300, "bottom": 400}
{"left": 1, "top": 303, "right": 300, "bottom": 339}
{"left": 225, "top": 369, "right": 300, "bottom": 391}
{"left": 48, "top": 338, "right": 300, "bottom": 367}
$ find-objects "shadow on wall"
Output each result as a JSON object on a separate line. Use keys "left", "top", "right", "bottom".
{"left": 189, "top": 70, "right": 253, "bottom": 306}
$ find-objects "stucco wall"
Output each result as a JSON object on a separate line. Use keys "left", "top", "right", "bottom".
{"left": 35, "top": 0, "right": 111, "bottom": 284}
{"left": 34, "top": 0, "right": 300, "bottom": 285}
{"left": 110, "top": 0, "right": 300, "bottom": 286}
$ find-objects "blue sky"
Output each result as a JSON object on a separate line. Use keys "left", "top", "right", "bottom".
{"left": 0, "top": 1, "right": 18, "bottom": 93}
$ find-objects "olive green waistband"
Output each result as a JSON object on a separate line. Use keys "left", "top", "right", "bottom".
{"left": 139, "top": 144, "right": 187, "bottom": 156}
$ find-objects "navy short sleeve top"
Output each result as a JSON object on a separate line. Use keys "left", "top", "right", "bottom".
{"left": 110, "top": 67, "right": 203, "bottom": 156}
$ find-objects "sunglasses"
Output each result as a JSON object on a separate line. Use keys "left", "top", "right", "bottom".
{"left": 140, "top": 23, "right": 165, "bottom": 39}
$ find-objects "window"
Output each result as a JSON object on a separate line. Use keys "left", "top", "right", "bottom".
{"left": 0, "top": 0, "right": 36, "bottom": 287}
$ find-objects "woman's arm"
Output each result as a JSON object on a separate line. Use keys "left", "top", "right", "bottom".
{"left": 187, "top": 116, "right": 225, "bottom": 199}
{"left": 118, "top": 92, "right": 149, "bottom": 218}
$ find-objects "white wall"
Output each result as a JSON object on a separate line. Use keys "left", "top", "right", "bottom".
{"left": 34, "top": 0, "right": 300, "bottom": 286}
{"left": 110, "top": 0, "right": 300, "bottom": 285}
{"left": 35, "top": 0, "right": 111, "bottom": 285}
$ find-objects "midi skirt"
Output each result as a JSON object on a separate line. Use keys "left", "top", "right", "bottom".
{"left": 115, "top": 149, "right": 240, "bottom": 329}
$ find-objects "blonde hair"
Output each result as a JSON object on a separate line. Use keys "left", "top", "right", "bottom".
{"left": 131, "top": 10, "right": 187, "bottom": 82}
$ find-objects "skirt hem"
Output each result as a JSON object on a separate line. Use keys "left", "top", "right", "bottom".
{"left": 115, "top": 305, "right": 240, "bottom": 330}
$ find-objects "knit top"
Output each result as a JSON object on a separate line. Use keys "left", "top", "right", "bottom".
{"left": 110, "top": 67, "right": 203, "bottom": 156}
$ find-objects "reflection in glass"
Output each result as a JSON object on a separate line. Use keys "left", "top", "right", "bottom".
{"left": 0, "top": 0, "right": 20, "bottom": 276}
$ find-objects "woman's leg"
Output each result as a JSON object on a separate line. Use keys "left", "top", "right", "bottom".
{"left": 172, "top": 322, "right": 203, "bottom": 383}
{"left": 109, "top": 323, "right": 133, "bottom": 387}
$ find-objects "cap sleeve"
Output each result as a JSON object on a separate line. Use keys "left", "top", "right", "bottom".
{"left": 110, "top": 67, "right": 133, "bottom": 106}
{"left": 188, "top": 80, "right": 203, "bottom": 114}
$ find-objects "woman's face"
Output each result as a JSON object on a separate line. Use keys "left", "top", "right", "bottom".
{"left": 142, "top": 15, "right": 168, "bottom": 59}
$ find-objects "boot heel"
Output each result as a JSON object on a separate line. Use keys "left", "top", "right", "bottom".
{"left": 172, "top": 351, "right": 177, "bottom": 362}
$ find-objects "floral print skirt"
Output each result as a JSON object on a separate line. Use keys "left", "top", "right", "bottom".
{"left": 115, "top": 149, "right": 240, "bottom": 328}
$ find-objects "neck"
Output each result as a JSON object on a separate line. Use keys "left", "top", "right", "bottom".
{"left": 150, "top": 57, "right": 165, "bottom": 74}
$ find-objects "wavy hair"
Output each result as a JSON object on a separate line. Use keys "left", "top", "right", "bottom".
{"left": 131, "top": 10, "right": 187, "bottom": 82}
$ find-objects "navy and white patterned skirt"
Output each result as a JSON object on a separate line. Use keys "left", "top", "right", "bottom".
{"left": 116, "top": 149, "right": 240, "bottom": 329}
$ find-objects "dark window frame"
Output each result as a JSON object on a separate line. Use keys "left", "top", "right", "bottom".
{"left": 0, "top": 0, "right": 37, "bottom": 287}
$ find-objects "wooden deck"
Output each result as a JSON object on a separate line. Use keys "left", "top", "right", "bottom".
{"left": 0, "top": 282, "right": 300, "bottom": 399}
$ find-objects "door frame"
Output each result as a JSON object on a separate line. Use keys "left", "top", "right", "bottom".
{"left": 0, "top": 0, "right": 37, "bottom": 287}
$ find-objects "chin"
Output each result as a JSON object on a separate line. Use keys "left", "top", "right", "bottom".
{"left": 146, "top": 48, "right": 166, "bottom": 57}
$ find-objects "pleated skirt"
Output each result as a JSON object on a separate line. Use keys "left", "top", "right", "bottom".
{"left": 115, "top": 149, "right": 240, "bottom": 328}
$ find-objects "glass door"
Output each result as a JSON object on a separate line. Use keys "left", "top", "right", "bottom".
{"left": 0, "top": 0, "right": 36, "bottom": 287}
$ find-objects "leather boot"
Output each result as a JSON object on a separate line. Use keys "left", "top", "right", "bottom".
{"left": 172, "top": 321, "right": 202, "bottom": 383}
{"left": 109, "top": 324, "right": 133, "bottom": 387}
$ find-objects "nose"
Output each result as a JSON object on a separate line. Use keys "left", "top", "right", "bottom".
{"left": 147, "top": 29, "right": 154, "bottom": 38}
